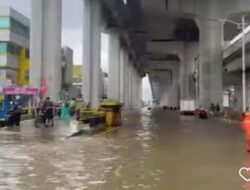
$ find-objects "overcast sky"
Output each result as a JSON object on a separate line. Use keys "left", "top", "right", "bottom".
{"left": 0, "top": 0, "right": 151, "bottom": 101}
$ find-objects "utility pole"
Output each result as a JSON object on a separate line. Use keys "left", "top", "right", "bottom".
{"left": 242, "top": 15, "right": 246, "bottom": 112}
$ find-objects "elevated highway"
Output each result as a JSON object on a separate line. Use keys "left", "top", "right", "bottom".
{"left": 30, "top": 0, "right": 250, "bottom": 110}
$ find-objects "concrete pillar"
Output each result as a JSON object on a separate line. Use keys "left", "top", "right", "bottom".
{"left": 180, "top": 60, "right": 188, "bottom": 101}
{"left": 119, "top": 48, "right": 125, "bottom": 103}
{"left": 123, "top": 53, "right": 128, "bottom": 108}
{"left": 99, "top": 69, "right": 104, "bottom": 99}
{"left": 43, "top": 0, "right": 62, "bottom": 101}
{"left": 131, "top": 65, "right": 137, "bottom": 108}
{"left": 159, "top": 82, "right": 179, "bottom": 107}
{"left": 82, "top": 0, "right": 91, "bottom": 104}
{"left": 130, "top": 64, "right": 134, "bottom": 107}
{"left": 138, "top": 75, "right": 142, "bottom": 107}
{"left": 82, "top": 0, "right": 101, "bottom": 108}
{"left": 235, "top": 85, "right": 242, "bottom": 111}
{"left": 196, "top": 0, "right": 224, "bottom": 108}
{"left": 128, "top": 63, "right": 133, "bottom": 108}
{"left": 170, "top": 68, "right": 179, "bottom": 107}
{"left": 127, "top": 62, "right": 131, "bottom": 108}
{"left": 134, "top": 72, "right": 139, "bottom": 107}
{"left": 129, "top": 65, "right": 142, "bottom": 108}
{"left": 30, "top": 0, "right": 43, "bottom": 89}
{"left": 124, "top": 54, "right": 131, "bottom": 109}
{"left": 135, "top": 73, "right": 139, "bottom": 106}
{"left": 30, "top": 0, "right": 62, "bottom": 101}
{"left": 180, "top": 43, "right": 198, "bottom": 101}
{"left": 198, "top": 19, "right": 223, "bottom": 108}
{"left": 159, "top": 85, "right": 168, "bottom": 106}
{"left": 108, "top": 32, "right": 120, "bottom": 101}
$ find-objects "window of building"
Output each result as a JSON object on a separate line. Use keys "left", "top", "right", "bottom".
{"left": 10, "top": 18, "right": 29, "bottom": 38}
{"left": 0, "top": 43, "right": 22, "bottom": 55}
{"left": 7, "top": 43, "right": 19, "bottom": 55}
{"left": 0, "top": 17, "right": 10, "bottom": 28}
{"left": 0, "top": 43, "right": 7, "bottom": 53}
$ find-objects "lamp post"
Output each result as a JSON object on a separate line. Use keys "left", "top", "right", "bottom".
{"left": 241, "top": 15, "right": 246, "bottom": 112}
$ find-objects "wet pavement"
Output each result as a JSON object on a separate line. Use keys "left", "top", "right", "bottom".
{"left": 0, "top": 109, "right": 249, "bottom": 190}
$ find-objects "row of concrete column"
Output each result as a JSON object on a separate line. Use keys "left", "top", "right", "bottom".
{"left": 108, "top": 33, "right": 142, "bottom": 109}
{"left": 150, "top": 0, "right": 231, "bottom": 109}
{"left": 152, "top": 0, "right": 250, "bottom": 110}
{"left": 30, "top": 0, "right": 142, "bottom": 109}
{"left": 157, "top": 64, "right": 179, "bottom": 107}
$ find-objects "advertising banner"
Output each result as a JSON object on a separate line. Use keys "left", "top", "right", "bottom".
{"left": 3, "top": 87, "right": 39, "bottom": 95}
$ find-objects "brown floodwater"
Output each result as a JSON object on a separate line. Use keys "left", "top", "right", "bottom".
{"left": 0, "top": 109, "right": 249, "bottom": 190}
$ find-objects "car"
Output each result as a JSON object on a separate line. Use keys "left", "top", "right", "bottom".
{"left": 196, "top": 108, "right": 208, "bottom": 119}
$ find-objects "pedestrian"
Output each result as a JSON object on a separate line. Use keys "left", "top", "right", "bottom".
{"left": 215, "top": 103, "right": 220, "bottom": 113}
{"left": 43, "top": 97, "right": 54, "bottom": 127}
{"left": 36, "top": 97, "right": 44, "bottom": 114}
{"left": 242, "top": 112, "right": 250, "bottom": 152}
{"left": 60, "top": 102, "right": 70, "bottom": 121}
{"left": 12, "top": 101, "right": 21, "bottom": 126}
{"left": 69, "top": 98, "right": 76, "bottom": 116}
{"left": 209, "top": 103, "right": 215, "bottom": 117}
{"left": 215, "top": 103, "right": 221, "bottom": 118}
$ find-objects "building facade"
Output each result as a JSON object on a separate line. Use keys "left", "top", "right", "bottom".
{"left": 0, "top": 7, "right": 29, "bottom": 86}
{"left": 72, "top": 65, "right": 108, "bottom": 99}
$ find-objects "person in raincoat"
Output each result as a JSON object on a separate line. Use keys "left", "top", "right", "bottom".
{"left": 69, "top": 98, "right": 76, "bottom": 116}
{"left": 60, "top": 102, "right": 70, "bottom": 120}
{"left": 242, "top": 112, "right": 250, "bottom": 152}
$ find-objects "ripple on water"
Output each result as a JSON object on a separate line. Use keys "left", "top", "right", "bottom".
{"left": 88, "top": 180, "right": 106, "bottom": 185}
{"left": 0, "top": 144, "right": 32, "bottom": 189}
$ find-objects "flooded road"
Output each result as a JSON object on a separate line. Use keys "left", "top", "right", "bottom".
{"left": 0, "top": 109, "right": 248, "bottom": 190}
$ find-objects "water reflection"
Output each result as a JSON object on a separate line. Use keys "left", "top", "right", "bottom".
{"left": 0, "top": 140, "right": 31, "bottom": 189}
{"left": 136, "top": 110, "right": 156, "bottom": 152}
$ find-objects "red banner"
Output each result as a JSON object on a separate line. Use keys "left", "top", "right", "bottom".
{"left": 40, "top": 79, "right": 48, "bottom": 97}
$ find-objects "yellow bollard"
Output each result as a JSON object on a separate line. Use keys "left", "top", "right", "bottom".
{"left": 100, "top": 100, "right": 122, "bottom": 127}
{"left": 105, "top": 111, "right": 113, "bottom": 127}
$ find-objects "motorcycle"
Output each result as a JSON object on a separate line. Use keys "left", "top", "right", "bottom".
{"left": 5, "top": 110, "right": 21, "bottom": 127}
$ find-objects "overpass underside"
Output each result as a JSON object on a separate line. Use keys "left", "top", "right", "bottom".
{"left": 29, "top": 0, "right": 250, "bottom": 110}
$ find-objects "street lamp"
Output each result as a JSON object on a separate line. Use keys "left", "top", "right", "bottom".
{"left": 241, "top": 16, "right": 246, "bottom": 112}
